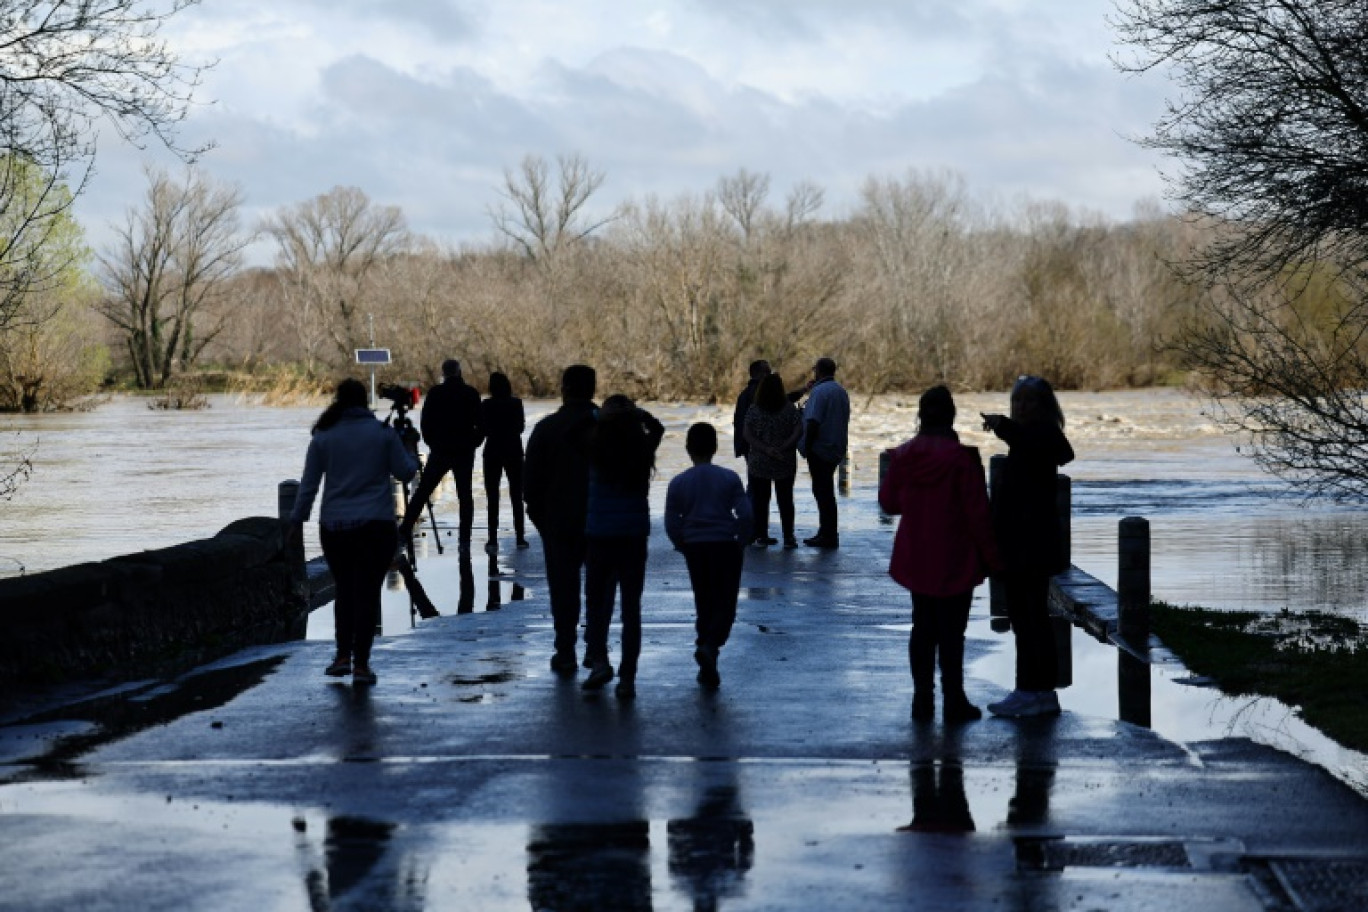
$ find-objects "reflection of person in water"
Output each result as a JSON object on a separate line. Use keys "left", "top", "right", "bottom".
{"left": 300, "top": 815, "right": 426, "bottom": 911}
{"left": 526, "top": 820, "right": 652, "bottom": 911}
{"left": 902, "top": 761, "right": 975, "bottom": 834}
{"left": 667, "top": 784, "right": 755, "bottom": 911}
{"left": 1005, "top": 722, "right": 1056, "bottom": 831}
{"left": 485, "top": 553, "right": 527, "bottom": 611}
{"left": 899, "top": 725, "right": 975, "bottom": 835}
{"left": 456, "top": 546, "right": 475, "bottom": 614}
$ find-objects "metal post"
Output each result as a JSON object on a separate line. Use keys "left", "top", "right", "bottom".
{"left": 1051, "top": 473, "right": 1073, "bottom": 688}
{"left": 277, "top": 479, "right": 300, "bottom": 520}
{"left": 1117, "top": 518, "right": 1153, "bottom": 735}
{"left": 1056, "top": 474, "right": 1071, "bottom": 570}
{"left": 988, "top": 455, "right": 1007, "bottom": 627}
{"left": 1118, "top": 516, "right": 1151, "bottom": 653}
{"left": 367, "top": 313, "right": 377, "bottom": 407}
{"left": 278, "top": 479, "right": 306, "bottom": 592}
{"left": 878, "top": 449, "right": 894, "bottom": 524}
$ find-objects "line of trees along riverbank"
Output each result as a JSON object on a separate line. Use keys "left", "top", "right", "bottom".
{"left": 4, "top": 161, "right": 1213, "bottom": 410}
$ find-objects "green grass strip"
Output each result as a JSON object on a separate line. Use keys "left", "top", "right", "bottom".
{"left": 1150, "top": 602, "right": 1368, "bottom": 755}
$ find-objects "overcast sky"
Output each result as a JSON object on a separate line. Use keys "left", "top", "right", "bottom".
{"left": 74, "top": 0, "right": 1174, "bottom": 261}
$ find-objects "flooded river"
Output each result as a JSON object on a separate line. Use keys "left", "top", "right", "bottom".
{"left": 5, "top": 389, "right": 1367, "bottom": 792}
{"left": 4, "top": 389, "right": 1365, "bottom": 620}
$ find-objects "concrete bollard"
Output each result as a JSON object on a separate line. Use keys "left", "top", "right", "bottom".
{"left": 1118, "top": 516, "right": 1151, "bottom": 654}
{"left": 1056, "top": 475, "right": 1071, "bottom": 569}
{"left": 278, "top": 479, "right": 307, "bottom": 593}
{"left": 277, "top": 479, "right": 300, "bottom": 520}
{"left": 878, "top": 449, "right": 894, "bottom": 524}
{"left": 988, "top": 455, "right": 1006, "bottom": 622}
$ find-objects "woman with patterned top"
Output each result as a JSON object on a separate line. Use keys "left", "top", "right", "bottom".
{"left": 743, "top": 372, "right": 804, "bottom": 549}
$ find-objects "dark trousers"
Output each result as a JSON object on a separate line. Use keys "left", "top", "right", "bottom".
{"left": 483, "top": 453, "right": 525, "bottom": 541}
{"left": 320, "top": 520, "right": 397, "bottom": 667}
{"left": 909, "top": 590, "right": 973, "bottom": 700}
{"left": 682, "top": 541, "right": 744, "bottom": 650}
{"left": 542, "top": 532, "right": 588, "bottom": 657}
{"left": 807, "top": 454, "right": 839, "bottom": 539}
{"left": 402, "top": 447, "right": 475, "bottom": 541}
{"left": 747, "top": 474, "right": 795, "bottom": 542}
{"left": 584, "top": 536, "right": 648, "bottom": 680}
{"left": 1004, "top": 572, "right": 1058, "bottom": 692}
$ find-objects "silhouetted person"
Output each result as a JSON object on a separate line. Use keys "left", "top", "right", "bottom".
{"left": 879, "top": 386, "right": 1002, "bottom": 722}
{"left": 524, "top": 364, "right": 598, "bottom": 676}
{"left": 581, "top": 395, "right": 665, "bottom": 699}
{"left": 799, "top": 357, "right": 849, "bottom": 548}
{"left": 982, "top": 375, "right": 1074, "bottom": 718}
{"left": 731, "top": 359, "right": 770, "bottom": 459}
{"left": 399, "top": 359, "right": 484, "bottom": 548}
{"left": 480, "top": 370, "right": 527, "bottom": 552}
{"left": 289, "top": 378, "right": 417, "bottom": 686}
{"left": 665, "top": 422, "right": 752, "bottom": 691}
{"left": 742, "top": 372, "right": 802, "bottom": 549}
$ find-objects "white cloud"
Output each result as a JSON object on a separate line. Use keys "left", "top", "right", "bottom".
{"left": 70, "top": 0, "right": 1174, "bottom": 264}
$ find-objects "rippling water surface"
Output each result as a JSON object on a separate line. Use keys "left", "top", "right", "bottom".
{"left": 3, "top": 389, "right": 1367, "bottom": 620}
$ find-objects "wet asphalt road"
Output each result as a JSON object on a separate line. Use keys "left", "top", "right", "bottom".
{"left": 3, "top": 492, "right": 1368, "bottom": 911}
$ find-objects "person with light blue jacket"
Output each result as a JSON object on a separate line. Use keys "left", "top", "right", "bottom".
{"left": 290, "top": 378, "right": 418, "bottom": 685}
{"left": 799, "top": 356, "right": 850, "bottom": 548}
{"left": 665, "top": 423, "right": 752, "bottom": 690}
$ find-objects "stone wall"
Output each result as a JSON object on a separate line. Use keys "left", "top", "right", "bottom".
{"left": 0, "top": 517, "right": 309, "bottom": 685}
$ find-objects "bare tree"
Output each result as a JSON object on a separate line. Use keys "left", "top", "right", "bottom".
{"left": 490, "top": 153, "right": 612, "bottom": 265}
{"left": 0, "top": 433, "right": 34, "bottom": 499}
{"left": 98, "top": 166, "right": 247, "bottom": 388}
{"left": 263, "top": 186, "right": 408, "bottom": 370}
{"left": 0, "top": 0, "right": 209, "bottom": 330}
{"left": 717, "top": 169, "right": 770, "bottom": 242}
{"left": 1113, "top": 0, "right": 1368, "bottom": 281}
{"left": 1115, "top": 0, "right": 1368, "bottom": 497}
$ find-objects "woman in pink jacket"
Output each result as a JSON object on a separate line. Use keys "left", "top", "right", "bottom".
{"left": 879, "top": 386, "right": 1001, "bottom": 722}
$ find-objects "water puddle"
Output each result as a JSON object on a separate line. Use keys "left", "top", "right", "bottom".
{"left": 0, "top": 654, "right": 287, "bottom": 779}
{"left": 971, "top": 616, "right": 1368, "bottom": 797}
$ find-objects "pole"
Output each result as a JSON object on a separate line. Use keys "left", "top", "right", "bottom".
{"left": 367, "top": 313, "right": 377, "bottom": 407}
{"left": 988, "top": 454, "right": 1006, "bottom": 627}
{"left": 1118, "top": 516, "right": 1151, "bottom": 653}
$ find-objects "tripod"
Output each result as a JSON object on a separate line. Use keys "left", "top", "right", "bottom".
{"left": 383, "top": 400, "right": 443, "bottom": 625}
{"left": 398, "top": 453, "right": 444, "bottom": 563}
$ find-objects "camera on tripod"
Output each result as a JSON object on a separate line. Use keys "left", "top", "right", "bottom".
{"left": 379, "top": 383, "right": 421, "bottom": 455}
{"left": 379, "top": 383, "right": 418, "bottom": 413}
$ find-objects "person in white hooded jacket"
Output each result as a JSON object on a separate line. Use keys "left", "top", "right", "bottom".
{"left": 290, "top": 378, "right": 418, "bottom": 685}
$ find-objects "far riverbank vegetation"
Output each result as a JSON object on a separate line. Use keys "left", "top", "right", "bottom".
{"left": 3, "top": 158, "right": 1226, "bottom": 413}
{"left": 1151, "top": 602, "right": 1368, "bottom": 755}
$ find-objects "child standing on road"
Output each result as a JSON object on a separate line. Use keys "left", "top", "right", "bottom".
{"left": 665, "top": 423, "right": 753, "bottom": 690}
